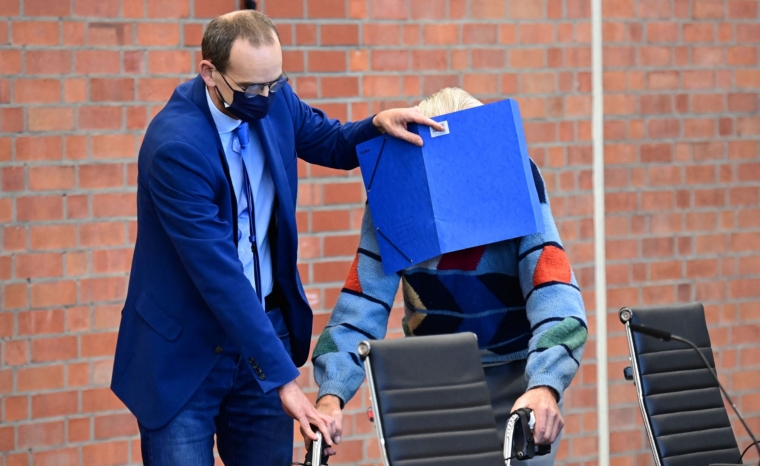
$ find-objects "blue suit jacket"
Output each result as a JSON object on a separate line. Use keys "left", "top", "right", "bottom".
{"left": 111, "top": 75, "right": 379, "bottom": 429}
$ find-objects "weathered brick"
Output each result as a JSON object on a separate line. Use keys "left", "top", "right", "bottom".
{"left": 28, "top": 108, "right": 75, "bottom": 132}
{"left": 136, "top": 23, "right": 181, "bottom": 46}
{"left": 29, "top": 166, "right": 75, "bottom": 191}
{"left": 17, "top": 365, "right": 65, "bottom": 392}
{"left": 12, "top": 21, "right": 59, "bottom": 46}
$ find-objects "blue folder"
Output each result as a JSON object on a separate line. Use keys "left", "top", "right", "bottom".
{"left": 356, "top": 99, "right": 544, "bottom": 275}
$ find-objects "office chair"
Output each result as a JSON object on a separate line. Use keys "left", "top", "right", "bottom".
{"left": 356, "top": 332, "right": 547, "bottom": 466}
{"left": 619, "top": 302, "right": 743, "bottom": 466}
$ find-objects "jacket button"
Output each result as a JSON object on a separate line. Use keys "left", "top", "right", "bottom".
{"left": 258, "top": 374, "right": 266, "bottom": 380}
{"left": 215, "top": 346, "right": 223, "bottom": 354}
{"left": 248, "top": 357, "right": 256, "bottom": 365}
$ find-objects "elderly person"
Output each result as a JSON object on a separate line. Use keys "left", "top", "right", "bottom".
{"left": 312, "top": 88, "right": 587, "bottom": 465}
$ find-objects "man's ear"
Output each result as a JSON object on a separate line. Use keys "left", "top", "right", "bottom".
{"left": 199, "top": 60, "right": 216, "bottom": 88}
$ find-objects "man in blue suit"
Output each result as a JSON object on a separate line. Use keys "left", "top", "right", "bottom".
{"left": 111, "top": 10, "right": 442, "bottom": 465}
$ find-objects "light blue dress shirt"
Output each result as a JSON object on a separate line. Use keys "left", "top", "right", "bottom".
{"left": 206, "top": 88, "right": 275, "bottom": 306}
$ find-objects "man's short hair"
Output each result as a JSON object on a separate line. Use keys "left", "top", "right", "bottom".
{"left": 417, "top": 87, "right": 483, "bottom": 118}
{"left": 201, "top": 10, "right": 280, "bottom": 73}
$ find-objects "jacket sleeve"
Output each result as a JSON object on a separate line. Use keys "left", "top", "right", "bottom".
{"left": 517, "top": 161, "right": 588, "bottom": 397}
{"left": 283, "top": 84, "right": 380, "bottom": 170}
{"left": 148, "top": 140, "right": 300, "bottom": 393}
{"left": 312, "top": 206, "right": 402, "bottom": 406}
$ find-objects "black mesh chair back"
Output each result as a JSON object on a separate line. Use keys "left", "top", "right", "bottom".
{"left": 358, "top": 333, "right": 504, "bottom": 466}
{"left": 620, "top": 302, "right": 741, "bottom": 466}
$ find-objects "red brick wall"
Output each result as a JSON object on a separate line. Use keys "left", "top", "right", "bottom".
{"left": 602, "top": 1, "right": 760, "bottom": 464}
{"left": 0, "top": 0, "right": 757, "bottom": 465}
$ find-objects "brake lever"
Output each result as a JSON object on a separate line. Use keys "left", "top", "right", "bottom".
{"left": 304, "top": 430, "right": 329, "bottom": 466}
{"left": 505, "top": 408, "right": 551, "bottom": 464}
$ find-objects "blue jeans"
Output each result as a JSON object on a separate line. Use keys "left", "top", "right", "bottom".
{"left": 139, "top": 311, "right": 294, "bottom": 466}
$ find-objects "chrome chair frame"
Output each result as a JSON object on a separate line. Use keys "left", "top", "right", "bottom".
{"left": 358, "top": 340, "right": 391, "bottom": 466}
{"left": 620, "top": 306, "right": 663, "bottom": 466}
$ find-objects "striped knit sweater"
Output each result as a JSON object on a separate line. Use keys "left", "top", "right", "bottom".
{"left": 313, "top": 161, "right": 587, "bottom": 405}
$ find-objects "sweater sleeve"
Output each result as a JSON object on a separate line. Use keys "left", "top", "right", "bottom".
{"left": 312, "top": 205, "right": 402, "bottom": 405}
{"left": 517, "top": 161, "right": 588, "bottom": 397}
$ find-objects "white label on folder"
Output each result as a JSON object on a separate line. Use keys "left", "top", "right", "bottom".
{"left": 430, "top": 120, "right": 449, "bottom": 138}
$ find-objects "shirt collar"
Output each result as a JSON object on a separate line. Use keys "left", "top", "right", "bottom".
{"left": 206, "top": 86, "right": 241, "bottom": 135}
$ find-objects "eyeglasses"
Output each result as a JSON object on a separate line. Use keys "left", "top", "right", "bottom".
{"left": 219, "top": 71, "right": 289, "bottom": 98}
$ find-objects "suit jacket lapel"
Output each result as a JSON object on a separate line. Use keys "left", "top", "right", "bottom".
{"left": 188, "top": 76, "right": 240, "bottom": 243}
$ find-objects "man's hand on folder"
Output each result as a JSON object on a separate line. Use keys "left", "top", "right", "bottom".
{"left": 372, "top": 107, "right": 445, "bottom": 147}
{"left": 510, "top": 387, "right": 564, "bottom": 445}
{"left": 315, "top": 395, "right": 344, "bottom": 456}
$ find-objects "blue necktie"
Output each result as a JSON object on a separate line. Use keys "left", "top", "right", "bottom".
{"left": 232, "top": 122, "right": 262, "bottom": 304}
{"left": 233, "top": 122, "right": 249, "bottom": 150}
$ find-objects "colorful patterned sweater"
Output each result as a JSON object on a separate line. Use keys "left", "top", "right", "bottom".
{"left": 313, "top": 161, "right": 587, "bottom": 405}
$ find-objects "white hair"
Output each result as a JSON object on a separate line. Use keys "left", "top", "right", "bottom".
{"left": 416, "top": 87, "right": 483, "bottom": 118}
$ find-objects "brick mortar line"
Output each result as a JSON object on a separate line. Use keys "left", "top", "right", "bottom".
{"left": 602, "top": 164, "right": 759, "bottom": 170}
{"left": 0, "top": 43, "right": 606, "bottom": 51}
{"left": 0, "top": 222, "right": 136, "bottom": 229}
{"left": 4, "top": 191, "right": 137, "bottom": 197}
{"left": 270, "top": 18, "right": 760, "bottom": 24}
{"left": 283, "top": 44, "right": 597, "bottom": 49}
{"left": 600, "top": 94, "right": 759, "bottom": 100}
{"left": 9, "top": 271, "right": 127, "bottom": 281}
{"left": 609, "top": 246, "right": 760, "bottom": 253}
{"left": 289, "top": 71, "right": 596, "bottom": 78}
{"left": 602, "top": 185, "right": 760, "bottom": 192}
{"left": 601, "top": 89, "right": 760, "bottom": 94}
{"left": 2, "top": 272, "right": 131, "bottom": 281}
{"left": 1, "top": 188, "right": 137, "bottom": 195}
{"left": 4, "top": 17, "right": 220, "bottom": 22}
{"left": 3, "top": 365, "right": 118, "bottom": 376}
{"left": 549, "top": 239, "right": 757, "bottom": 249}
{"left": 5, "top": 14, "right": 636, "bottom": 26}
{"left": 2, "top": 297, "right": 129, "bottom": 306}
{"left": 1, "top": 45, "right": 203, "bottom": 50}
{"left": 601, "top": 66, "right": 760, "bottom": 72}
{"left": 602, "top": 210, "right": 760, "bottom": 217}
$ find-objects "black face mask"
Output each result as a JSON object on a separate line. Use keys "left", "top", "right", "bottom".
{"left": 216, "top": 86, "right": 275, "bottom": 122}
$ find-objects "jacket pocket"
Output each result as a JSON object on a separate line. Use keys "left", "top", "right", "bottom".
{"left": 266, "top": 307, "right": 292, "bottom": 357}
{"left": 135, "top": 292, "right": 183, "bottom": 341}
